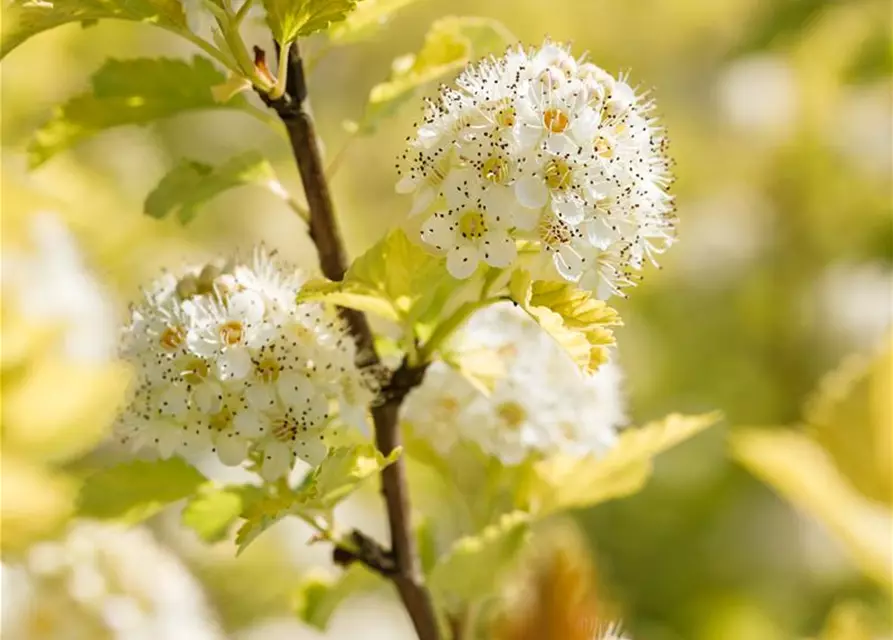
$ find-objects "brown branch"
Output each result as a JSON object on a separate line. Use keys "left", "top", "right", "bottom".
{"left": 259, "top": 45, "right": 442, "bottom": 640}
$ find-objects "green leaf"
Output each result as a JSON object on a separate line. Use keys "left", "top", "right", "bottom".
{"left": 731, "top": 428, "right": 892, "bottom": 592}
{"left": 510, "top": 270, "right": 622, "bottom": 374}
{"left": 429, "top": 511, "right": 529, "bottom": 602}
{"left": 262, "top": 0, "right": 358, "bottom": 44}
{"left": 145, "top": 151, "right": 286, "bottom": 224}
{"left": 181, "top": 484, "right": 264, "bottom": 543}
{"left": 293, "top": 565, "right": 382, "bottom": 630}
{"left": 328, "top": 0, "right": 419, "bottom": 44}
{"left": 357, "top": 15, "right": 515, "bottom": 133}
{"left": 78, "top": 458, "right": 206, "bottom": 524}
{"left": 28, "top": 56, "right": 246, "bottom": 167}
{"left": 2, "top": 0, "right": 189, "bottom": 59}
{"left": 235, "top": 445, "right": 400, "bottom": 554}
{"left": 296, "top": 228, "right": 452, "bottom": 325}
{"left": 519, "top": 413, "right": 721, "bottom": 516}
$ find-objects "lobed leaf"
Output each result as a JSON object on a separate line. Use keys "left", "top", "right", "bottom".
{"left": 2, "top": 0, "right": 189, "bottom": 59}
{"left": 328, "top": 0, "right": 419, "bottom": 44}
{"left": 293, "top": 565, "right": 382, "bottom": 630}
{"left": 510, "top": 270, "right": 622, "bottom": 374}
{"left": 356, "top": 15, "right": 515, "bottom": 133}
{"left": 235, "top": 445, "right": 399, "bottom": 554}
{"left": 262, "top": 0, "right": 358, "bottom": 44}
{"left": 429, "top": 511, "right": 530, "bottom": 603}
{"left": 145, "top": 150, "right": 287, "bottom": 223}
{"left": 296, "top": 228, "right": 452, "bottom": 325}
{"left": 181, "top": 484, "right": 264, "bottom": 542}
{"left": 27, "top": 56, "right": 248, "bottom": 167}
{"left": 520, "top": 413, "right": 721, "bottom": 516}
{"left": 78, "top": 457, "right": 206, "bottom": 524}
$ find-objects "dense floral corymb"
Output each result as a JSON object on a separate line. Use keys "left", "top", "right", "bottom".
{"left": 397, "top": 41, "right": 676, "bottom": 297}
{"left": 114, "top": 249, "right": 373, "bottom": 480}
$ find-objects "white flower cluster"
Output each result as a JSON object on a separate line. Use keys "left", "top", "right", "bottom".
{"left": 397, "top": 41, "right": 675, "bottom": 296}
{"left": 401, "top": 302, "right": 625, "bottom": 465}
{"left": 0, "top": 522, "right": 221, "bottom": 640}
{"left": 114, "top": 249, "right": 372, "bottom": 480}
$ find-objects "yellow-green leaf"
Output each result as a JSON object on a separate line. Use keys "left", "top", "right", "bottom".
{"left": 731, "top": 427, "right": 893, "bottom": 592}
{"left": 2, "top": 0, "right": 189, "bottom": 59}
{"left": 293, "top": 565, "right": 382, "bottom": 630}
{"left": 28, "top": 56, "right": 248, "bottom": 167}
{"left": 296, "top": 228, "right": 452, "bottom": 324}
{"left": 510, "top": 270, "right": 622, "bottom": 374}
{"left": 520, "top": 413, "right": 721, "bottom": 516}
{"left": 78, "top": 458, "right": 206, "bottom": 524}
{"left": 235, "top": 445, "right": 399, "bottom": 553}
{"left": 145, "top": 151, "right": 287, "bottom": 224}
{"left": 803, "top": 341, "right": 892, "bottom": 507}
{"left": 358, "top": 16, "right": 515, "bottom": 132}
{"left": 262, "top": 0, "right": 358, "bottom": 44}
{"left": 429, "top": 511, "right": 530, "bottom": 602}
{"left": 181, "top": 484, "right": 264, "bottom": 543}
{"left": 328, "top": 0, "right": 419, "bottom": 43}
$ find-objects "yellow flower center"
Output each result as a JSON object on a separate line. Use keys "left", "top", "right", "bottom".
{"left": 181, "top": 357, "right": 209, "bottom": 384}
{"left": 256, "top": 356, "right": 281, "bottom": 383}
{"left": 538, "top": 215, "right": 573, "bottom": 249}
{"left": 544, "top": 158, "right": 573, "bottom": 191}
{"left": 210, "top": 407, "right": 233, "bottom": 432}
{"left": 481, "top": 156, "right": 510, "bottom": 185}
{"left": 160, "top": 325, "right": 185, "bottom": 351}
{"left": 219, "top": 320, "right": 243, "bottom": 346}
{"left": 496, "top": 401, "right": 527, "bottom": 430}
{"left": 458, "top": 211, "right": 488, "bottom": 240}
{"left": 435, "top": 396, "right": 460, "bottom": 420}
{"left": 271, "top": 416, "right": 300, "bottom": 443}
{"left": 594, "top": 135, "right": 614, "bottom": 159}
{"left": 543, "top": 108, "right": 569, "bottom": 134}
{"left": 495, "top": 104, "right": 516, "bottom": 128}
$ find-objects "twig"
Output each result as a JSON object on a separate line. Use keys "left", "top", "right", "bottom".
{"left": 258, "top": 44, "right": 442, "bottom": 640}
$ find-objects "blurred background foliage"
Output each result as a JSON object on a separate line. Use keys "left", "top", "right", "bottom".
{"left": 1, "top": 0, "right": 890, "bottom": 637}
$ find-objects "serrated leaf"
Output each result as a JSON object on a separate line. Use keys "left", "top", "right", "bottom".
{"left": 262, "top": 0, "right": 358, "bottom": 44}
{"left": 510, "top": 270, "right": 622, "bottom": 374}
{"left": 296, "top": 228, "right": 452, "bottom": 324}
{"left": 803, "top": 342, "right": 892, "bottom": 507}
{"left": 2, "top": 0, "right": 189, "bottom": 59}
{"left": 731, "top": 428, "right": 892, "bottom": 592}
{"left": 145, "top": 151, "right": 286, "bottom": 223}
{"left": 28, "top": 56, "right": 247, "bottom": 167}
{"left": 181, "top": 484, "right": 264, "bottom": 542}
{"left": 78, "top": 458, "right": 206, "bottom": 524}
{"left": 520, "top": 413, "right": 721, "bottom": 516}
{"left": 236, "top": 445, "right": 399, "bottom": 553}
{"left": 328, "top": 0, "right": 419, "bottom": 43}
{"left": 294, "top": 565, "right": 382, "bottom": 630}
{"left": 358, "top": 15, "right": 515, "bottom": 133}
{"left": 429, "top": 511, "right": 530, "bottom": 602}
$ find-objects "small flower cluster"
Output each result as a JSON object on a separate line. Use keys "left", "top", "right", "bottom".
{"left": 397, "top": 41, "right": 675, "bottom": 296}
{"left": 114, "top": 249, "right": 372, "bottom": 480}
{"left": 401, "top": 302, "right": 625, "bottom": 465}
{"left": 1, "top": 521, "right": 221, "bottom": 640}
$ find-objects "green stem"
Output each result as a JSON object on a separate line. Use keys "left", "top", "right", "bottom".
{"left": 268, "top": 42, "right": 292, "bottom": 100}
{"left": 174, "top": 29, "right": 240, "bottom": 72}
{"left": 419, "top": 297, "right": 505, "bottom": 362}
{"left": 233, "top": 0, "right": 254, "bottom": 24}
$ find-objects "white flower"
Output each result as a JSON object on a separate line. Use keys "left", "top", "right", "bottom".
{"left": 403, "top": 302, "right": 626, "bottom": 465}
{"left": 1, "top": 521, "right": 222, "bottom": 640}
{"left": 114, "top": 249, "right": 373, "bottom": 478}
{"left": 397, "top": 41, "right": 676, "bottom": 297}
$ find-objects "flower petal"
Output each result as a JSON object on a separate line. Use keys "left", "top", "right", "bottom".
{"left": 395, "top": 174, "right": 418, "bottom": 194}
{"left": 260, "top": 441, "right": 293, "bottom": 480}
{"left": 215, "top": 433, "right": 249, "bottom": 466}
{"left": 409, "top": 185, "right": 436, "bottom": 216}
{"left": 228, "top": 291, "right": 265, "bottom": 324}
{"left": 481, "top": 231, "right": 517, "bottom": 268}
{"left": 420, "top": 211, "right": 456, "bottom": 251}
{"left": 217, "top": 347, "right": 252, "bottom": 380}
{"left": 514, "top": 176, "right": 549, "bottom": 209}
{"left": 446, "top": 245, "right": 481, "bottom": 279}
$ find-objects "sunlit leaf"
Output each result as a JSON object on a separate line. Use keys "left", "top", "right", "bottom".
{"left": 1, "top": 0, "right": 189, "bottom": 59}
{"left": 262, "top": 0, "right": 358, "bottom": 44}
{"left": 818, "top": 600, "right": 882, "bottom": 640}
{"left": 28, "top": 56, "right": 248, "bottom": 167}
{"left": 236, "top": 445, "right": 399, "bottom": 553}
{"left": 78, "top": 458, "right": 206, "bottom": 524}
{"left": 803, "top": 342, "right": 892, "bottom": 507}
{"left": 296, "top": 228, "right": 452, "bottom": 324}
{"left": 520, "top": 413, "right": 721, "bottom": 516}
{"left": 145, "top": 151, "right": 287, "bottom": 224}
{"left": 510, "top": 270, "right": 622, "bottom": 374}
{"left": 293, "top": 565, "right": 382, "bottom": 630}
{"left": 731, "top": 428, "right": 893, "bottom": 592}
{"left": 429, "top": 511, "right": 530, "bottom": 603}
{"left": 181, "top": 484, "right": 264, "bottom": 543}
{"left": 357, "top": 15, "right": 515, "bottom": 133}
{"left": 328, "top": 0, "right": 419, "bottom": 43}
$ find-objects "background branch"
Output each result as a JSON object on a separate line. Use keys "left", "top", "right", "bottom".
{"left": 259, "top": 44, "right": 442, "bottom": 640}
